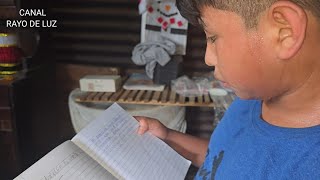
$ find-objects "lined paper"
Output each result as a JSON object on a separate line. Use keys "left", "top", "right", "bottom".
{"left": 72, "top": 103, "right": 191, "bottom": 180}
{"left": 14, "top": 141, "right": 117, "bottom": 180}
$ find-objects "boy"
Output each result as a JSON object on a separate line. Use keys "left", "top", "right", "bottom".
{"left": 135, "top": 0, "right": 320, "bottom": 179}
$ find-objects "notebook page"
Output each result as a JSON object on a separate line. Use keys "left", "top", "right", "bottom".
{"left": 14, "top": 141, "right": 117, "bottom": 180}
{"left": 71, "top": 103, "right": 191, "bottom": 180}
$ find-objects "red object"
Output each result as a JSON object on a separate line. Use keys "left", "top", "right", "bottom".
{"left": 177, "top": 21, "right": 183, "bottom": 27}
{"left": 162, "top": 21, "right": 169, "bottom": 29}
{"left": 170, "top": 18, "right": 175, "bottom": 24}
{"left": 157, "top": 17, "right": 163, "bottom": 23}
{"left": 0, "top": 47, "right": 23, "bottom": 63}
{"left": 148, "top": 6, "right": 154, "bottom": 13}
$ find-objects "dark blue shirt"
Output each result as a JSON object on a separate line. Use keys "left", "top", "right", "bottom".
{"left": 195, "top": 99, "right": 320, "bottom": 180}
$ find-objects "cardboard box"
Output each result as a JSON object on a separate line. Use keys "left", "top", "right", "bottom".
{"left": 80, "top": 75, "right": 121, "bottom": 92}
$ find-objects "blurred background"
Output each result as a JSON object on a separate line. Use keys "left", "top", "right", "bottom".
{"left": 0, "top": 0, "right": 222, "bottom": 179}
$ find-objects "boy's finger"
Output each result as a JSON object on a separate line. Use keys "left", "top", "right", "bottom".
{"left": 137, "top": 125, "right": 148, "bottom": 135}
{"left": 136, "top": 118, "right": 149, "bottom": 135}
{"left": 133, "top": 116, "right": 143, "bottom": 122}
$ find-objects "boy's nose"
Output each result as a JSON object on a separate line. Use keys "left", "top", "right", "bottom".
{"left": 204, "top": 45, "right": 217, "bottom": 67}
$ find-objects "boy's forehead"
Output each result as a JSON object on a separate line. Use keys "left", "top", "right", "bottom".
{"left": 199, "top": 7, "right": 217, "bottom": 29}
{"left": 200, "top": 6, "right": 228, "bottom": 22}
{"left": 199, "top": 7, "right": 227, "bottom": 31}
{"left": 200, "top": 6, "right": 250, "bottom": 30}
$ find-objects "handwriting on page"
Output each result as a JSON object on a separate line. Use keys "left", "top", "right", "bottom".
{"left": 88, "top": 114, "right": 127, "bottom": 150}
{"left": 72, "top": 103, "right": 191, "bottom": 180}
{"left": 48, "top": 150, "right": 116, "bottom": 180}
{"left": 14, "top": 141, "right": 117, "bottom": 180}
{"left": 42, "top": 151, "right": 81, "bottom": 180}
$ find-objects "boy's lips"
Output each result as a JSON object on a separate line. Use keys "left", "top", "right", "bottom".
{"left": 214, "top": 74, "right": 231, "bottom": 88}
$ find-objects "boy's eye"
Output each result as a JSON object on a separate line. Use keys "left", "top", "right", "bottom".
{"left": 206, "top": 36, "right": 217, "bottom": 44}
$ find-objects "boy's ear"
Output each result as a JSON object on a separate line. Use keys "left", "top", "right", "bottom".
{"left": 266, "top": 1, "right": 307, "bottom": 60}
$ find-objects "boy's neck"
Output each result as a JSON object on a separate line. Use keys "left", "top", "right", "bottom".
{"left": 262, "top": 69, "right": 320, "bottom": 128}
{"left": 261, "top": 16, "right": 320, "bottom": 128}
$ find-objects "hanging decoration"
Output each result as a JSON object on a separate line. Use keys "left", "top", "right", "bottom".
{"left": 139, "top": 0, "right": 188, "bottom": 55}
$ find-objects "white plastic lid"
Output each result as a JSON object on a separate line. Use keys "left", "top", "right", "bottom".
{"left": 209, "top": 88, "right": 228, "bottom": 96}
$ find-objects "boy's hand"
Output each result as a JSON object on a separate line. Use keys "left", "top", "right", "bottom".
{"left": 134, "top": 116, "right": 169, "bottom": 140}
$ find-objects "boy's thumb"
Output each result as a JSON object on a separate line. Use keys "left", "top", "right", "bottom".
{"left": 137, "top": 124, "right": 148, "bottom": 135}
{"left": 136, "top": 118, "right": 148, "bottom": 135}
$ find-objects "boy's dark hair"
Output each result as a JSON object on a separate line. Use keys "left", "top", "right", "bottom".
{"left": 177, "top": 0, "right": 320, "bottom": 28}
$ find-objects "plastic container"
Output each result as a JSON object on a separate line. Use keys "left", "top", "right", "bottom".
{"left": 209, "top": 88, "right": 236, "bottom": 125}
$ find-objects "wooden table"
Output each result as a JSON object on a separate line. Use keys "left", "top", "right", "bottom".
{"left": 75, "top": 87, "right": 215, "bottom": 107}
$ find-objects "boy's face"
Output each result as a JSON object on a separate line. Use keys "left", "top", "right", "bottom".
{"left": 201, "top": 6, "right": 281, "bottom": 99}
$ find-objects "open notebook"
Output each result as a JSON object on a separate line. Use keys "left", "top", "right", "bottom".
{"left": 14, "top": 103, "right": 191, "bottom": 180}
